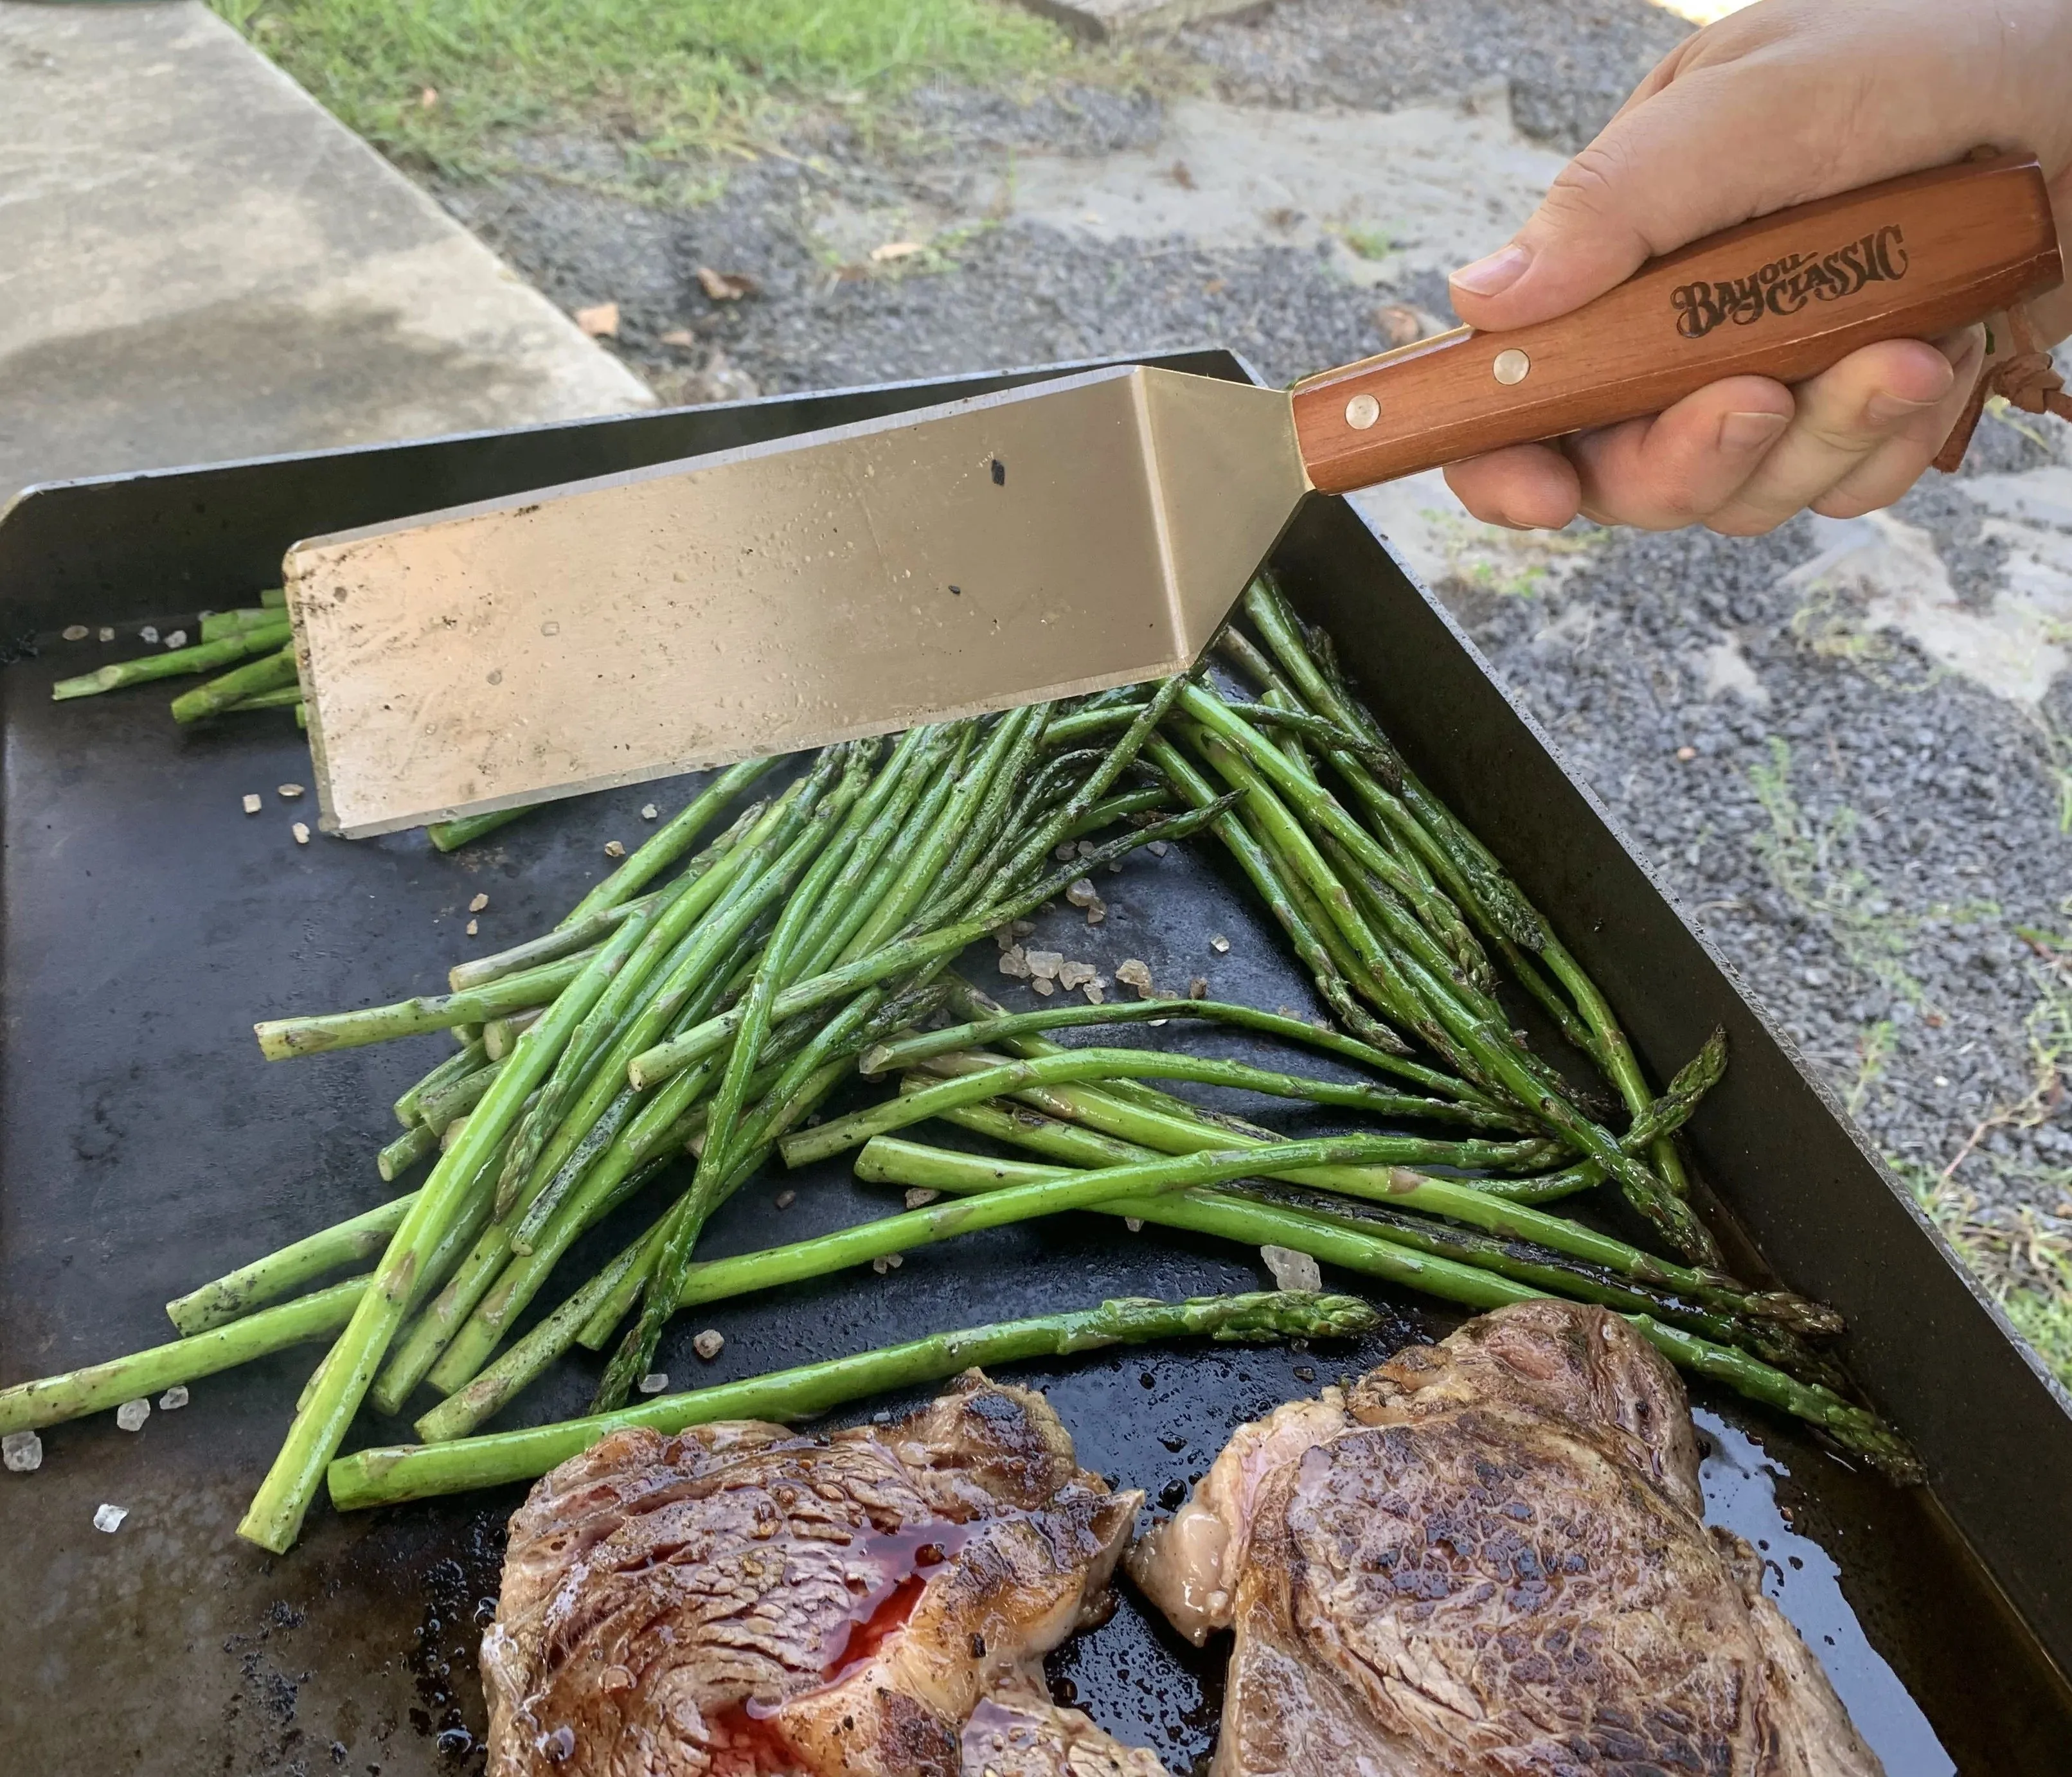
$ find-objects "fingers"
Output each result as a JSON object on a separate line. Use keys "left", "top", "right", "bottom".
{"left": 1441, "top": 332, "right": 1984, "bottom": 537}
{"left": 1707, "top": 331, "right": 1979, "bottom": 535}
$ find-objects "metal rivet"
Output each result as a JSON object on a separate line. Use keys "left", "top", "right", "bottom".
{"left": 1492, "top": 348, "right": 1531, "bottom": 386}
{"left": 1344, "top": 393, "right": 1380, "bottom": 431}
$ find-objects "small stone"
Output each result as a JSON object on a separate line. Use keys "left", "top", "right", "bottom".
{"left": 139, "top": 625, "right": 159, "bottom": 644}
{"left": 637, "top": 1372, "right": 669, "bottom": 1395}
{"left": 465, "top": 919, "right": 479, "bottom": 937}
{"left": 97, "top": 626, "right": 114, "bottom": 642}
{"left": 1188, "top": 977, "right": 1210, "bottom": 1001}
{"left": 93, "top": 1503, "right": 128, "bottom": 1533}
{"left": 3, "top": 1429, "right": 42, "bottom": 1472}
{"left": 1065, "top": 877, "right": 1099, "bottom": 907}
{"left": 1210, "top": 936, "right": 1230, "bottom": 954}
{"left": 1032, "top": 977, "right": 1056, "bottom": 996}
{"left": 997, "top": 944, "right": 1032, "bottom": 980}
{"left": 292, "top": 822, "right": 310, "bottom": 845}
{"left": 116, "top": 1397, "right": 150, "bottom": 1432}
{"left": 641, "top": 803, "right": 659, "bottom": 820}
{"left": 1260, "top": 1245, "right": 1324, "bottom": 1292}
{"left": 775, "top": 1189, "right": 796, "bottom": 1210}
{"left": 1084, "top": 981, "right": 1106, "bottom": 1005}
{"left": 1148, "top": 841, "right": 1169, "bottom": 857}
{"left": 469, "top": 893, "right": 489, "bottom": 913}
{"left": 1124, "top": 1217, "right": 1144, "bottom": 1233}
{"left": 904, "top": 1188, "right": 941, "bottom": 1209}
{"left": 278, "top": 783, "right": 305, "bottom": 799}
{"left": 693, "top": 1329, "right": 726, "bottom": 1361}
{"left": 603, "top": 840, "right": 627, "bottom": 859}
{"left": 1115, "top": 959, "right": 1155, "bottom": 998}
{"left": 1057, "top": 960, "right": 1096, "bottom": 991}
{"left": 62, "top": 624, "right": 89, "bottom": 641}
{"left": 159, "top": 1386, "right": 189, "bottom": 1411}
{"left": 164, "top": 630, "right": 188, "bottom": 649}
{"left": 1055, "top": 843, "right": 1078, "bottom": 862}
{"left": 242, "top": 793, "right": 262, "bottom": 814}
{"left": 1024, "top": 950, "right": 1063, "bottom": 980}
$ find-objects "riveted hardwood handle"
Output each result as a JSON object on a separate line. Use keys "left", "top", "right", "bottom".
{"left": 1291, "top": 152, "right": 2064, "bottom": 494}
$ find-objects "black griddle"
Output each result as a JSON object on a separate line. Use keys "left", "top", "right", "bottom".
{"left": 3, "top": 352, "right": 2069, "bottom": 1776}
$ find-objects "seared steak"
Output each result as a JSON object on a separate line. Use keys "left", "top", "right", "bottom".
{"left": 960, "top": 1672, "right": 1172, "bottom": 1777}
{"left": 484, "top": 1371, "right": 1140, "bottom": 1776}
{"left": 1131, "top": 1299, "right": 1883, "bottom": 1776}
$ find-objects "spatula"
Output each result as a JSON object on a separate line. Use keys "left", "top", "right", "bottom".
{"left": 284, "top": 153, "right": 2061, "bottom": 837}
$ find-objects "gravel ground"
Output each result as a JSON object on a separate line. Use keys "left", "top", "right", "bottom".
{"left": 426, "top": 0, "right": 2072, "bottom": 1332}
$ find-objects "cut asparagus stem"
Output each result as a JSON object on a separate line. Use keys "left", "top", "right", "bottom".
{"left": 393, "top": 1039, "right": 486, "bottom": 1129}
{"left": 226, "top": 686, "right": 306, "bottom": 712}
{"left": 861, "top": 999, "right": 1438, "bottom": 1088}
{"left": 446, "top": 889, "right": 668, "bottom": 993}
{"left": 377, "top": 1123, "right": 438, "bottom": 1182}
{"left": 482, "top": 1008, "right": 544, "bottom": 1062}
{"left": 780, "top": 1048, "right": 1528, "bottom": 1170}
{"left": 170, "top": 642, "right": 298, "bottom": 722}
{"left": 561, "top": 755, "right": 780, "bottom": 927}
{"left": 1, "top": 1278, "right": 365, "bottom": 1435}
{"left": 49, "top": 623, "right": 290, "bottom": 699}
{"left": 166, "top": 1197, "right": 413, "bottom": 1335}
{"left": 850, "top": 1141, "right": 1910, "bottom": 1478}
{"left": 418, "top": 1058, "right": 506, "bottom": 1134}
{"left": 427, "top": 807, "right": 532, "bottom": 853}
{"left": 255, "top": 951, "right": 594, "bottom": 1058}
{"left": 236, "top": 904, "right": 662, "bottom": 1553}
{"left": 625, "top": 794, "right": 1241, "bottom": 1089}
{"left": 332, "top": 1291, "right": 1380, "bottom": 1507}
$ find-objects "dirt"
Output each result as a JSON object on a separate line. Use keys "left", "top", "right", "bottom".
{"left": 425, "top": 0, "right": 2072, "bottom": 1309}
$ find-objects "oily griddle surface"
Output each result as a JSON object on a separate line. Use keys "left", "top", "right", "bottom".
{"left": 0, "top": 635, "right": 2054, "bottom": 1777}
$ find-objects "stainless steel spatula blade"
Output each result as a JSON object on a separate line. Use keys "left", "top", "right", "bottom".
{"left": 285, "top": 156, "right": 2059, "bottom": 837}
{"left": 288, "top": 365, "right": 1305, "bottom": 837}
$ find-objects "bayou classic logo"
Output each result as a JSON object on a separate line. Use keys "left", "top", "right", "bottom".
{"left": 1670, "top": 224, "right": 1909, "bottom": 339}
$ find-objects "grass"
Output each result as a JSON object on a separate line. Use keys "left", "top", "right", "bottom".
{"left": 210, "top": 0, "right": 1075, "bottom": 177}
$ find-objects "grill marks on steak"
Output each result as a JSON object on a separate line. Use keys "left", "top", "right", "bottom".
{"left": 484, "top": 1371, "right": 1141, "bottom": 1777}
{"left": 1130, "top": 1299, "right": 1884, "bottom": 1777}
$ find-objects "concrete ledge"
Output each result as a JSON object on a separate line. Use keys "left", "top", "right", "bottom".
{"left": 0, "top": 0, "right": 653, "bottom": 496}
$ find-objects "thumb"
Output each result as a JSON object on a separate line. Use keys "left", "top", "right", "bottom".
{"left": 1447, "top": 4, "right": 1985, "bottom": 333}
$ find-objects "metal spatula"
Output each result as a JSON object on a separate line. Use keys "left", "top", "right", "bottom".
{"left": 285, "top": 154, "right": 2060, "bottom": 836}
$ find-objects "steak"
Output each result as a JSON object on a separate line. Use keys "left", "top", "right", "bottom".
{"left": 1130, "top": 1299, "right": 1884, "bottom": 1776}
{"left": 484, "top": 1370, "right": 1140, "bottom": 1777}
{"left": 959, "top": 1672, "right": 1172, "bottom": 1777}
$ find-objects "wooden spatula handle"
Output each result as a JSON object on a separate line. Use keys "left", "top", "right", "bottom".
{"left": 1291, "top": 152, "right": 2064, "bottom": 494}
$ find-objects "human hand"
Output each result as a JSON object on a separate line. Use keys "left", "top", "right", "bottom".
{"left": 1442, "top": 0, "right": 2072, "bottom": 536}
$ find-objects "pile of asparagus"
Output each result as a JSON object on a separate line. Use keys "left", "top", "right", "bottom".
{"left": 48, "top": 593, "right": 527, "bottom": 853}
{"left": 0, "top": 575, "right": 1922, "bottom": 1551}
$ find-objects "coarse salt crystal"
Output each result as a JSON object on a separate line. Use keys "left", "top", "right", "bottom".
{"left": 904, "top": 1188, "right": 940, "bottom": 1209}
{"left": 1189, "top": 977, "right": 1210, "bottom": 1000}
{"left": 159, "top": 1386, "right": 189, "bottom": 1411}
{"left": 1032, "top": 977, "right": 1056, "bottom": 996}
{"left": 3, "top": 1430, "right": 42, "bottom": 1472}
{"left": 1148, "top": 841, "right": 1168, "bottom": 857}
{"left": 1124, "top": 1217, "right": 1144, "bottom": 1233}
{"left": 1084, "top": 981, "right": 1106, "bottom": 1005}
{"left": 693, "top": 1330, "right": 725, "bottom": 1361}
{"left": 1115, "top": 960, "right": 1154, "bottom": 997}
{"left": 1056, "top": 960, "right": 1096, "bottom": 991}
{"left": 93, "top": 1503, "right": 127, "bottom": 1533}
{"left": 116, "top": 1398, "right": 150, "bottom": 1432}
{"left": 465, "top": 919, "right": 479, "bottom": 937}
{"left": 637, "top": 1373, "right": 669, "bottom": 1395}
{"left": 97, "top": 627, "right": 115, "bottom": 642}
{"left": 292, "top": 823, "right": 310, "bottom": 845}
{"left": 997, "top": 945, "right": 1032, "bottom": 980}
{"left": 242, "top": 794, "right": 262, "bottom": 814}
{"left": 278, "top": 783, "right": 305, "bottom": 799}
{"left": 1012, "top": 920, "right": 1036, "bottom": 936}
{"left": 62, "top": 625, "right": 89, "bottom": 642}
{"left": 1210, "top": 936, "right": 1230, "bottom": 954}
{"left": 1085, "top": 902, "right": 1106, "bottom": 925}
{"left": 1024, "top": 950, "right": 1062, "bottom": 980}
{"left": 139, "top": 626, "right": 159, "bottom": 644}
{"left": 469, "top": 893, "right": 489, "bottom": 913}
{"left": 1261, "top": 1245, "right": 1323, "bottom": 1292}
{"left": 1064, "top": 878, "right": 1099, "bottom": 907}
{"left": 1054, "top": 843, "right": 1077, "bottom": 862}
{"left": 603, "top": 840, "right": 626, "bottom": 859}
{"left": 1075, "top": 840, "right": 1096, "bottom": 859}
{"left": 641, "top": 803, "right": 659, "bottom": 820}
{"left": 165, "top": 630, "right": 188, "bottom": 649}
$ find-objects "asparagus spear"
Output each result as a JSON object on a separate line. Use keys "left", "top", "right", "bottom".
{"left": 427, "top": 807, "right": 532, "bottom": 852}
{"left": 255, "top": 950, "right": 594, "bottom": 1058}
{"left": 200, "top": 606, "right": 289, "bottom": 641}
{"left": 330, "top": 1292, "right": 1380, "bottom": 1508}
{"left": 49, "top": 624, "right": 290, "bottom": 699}
{"left": 166, "top": 1197, "right": 413, "bottom": 1335}
{"left": 0, "top": 1278, "right": 364, "bottom": 1435}
{"left": 560, "top": 755, "right": 780, "bottom": 927}
{"left": 393, "top": 1039, "right": 486, "bottom": 1129}
{"left": 377, "top": 1123, "right": 438, "bottom": 1182}
{"left": 225, "top": 686, "right": 306, "bottom": 712}
{"left": 170, "top": 643, "right": 299, "bottom": 722}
